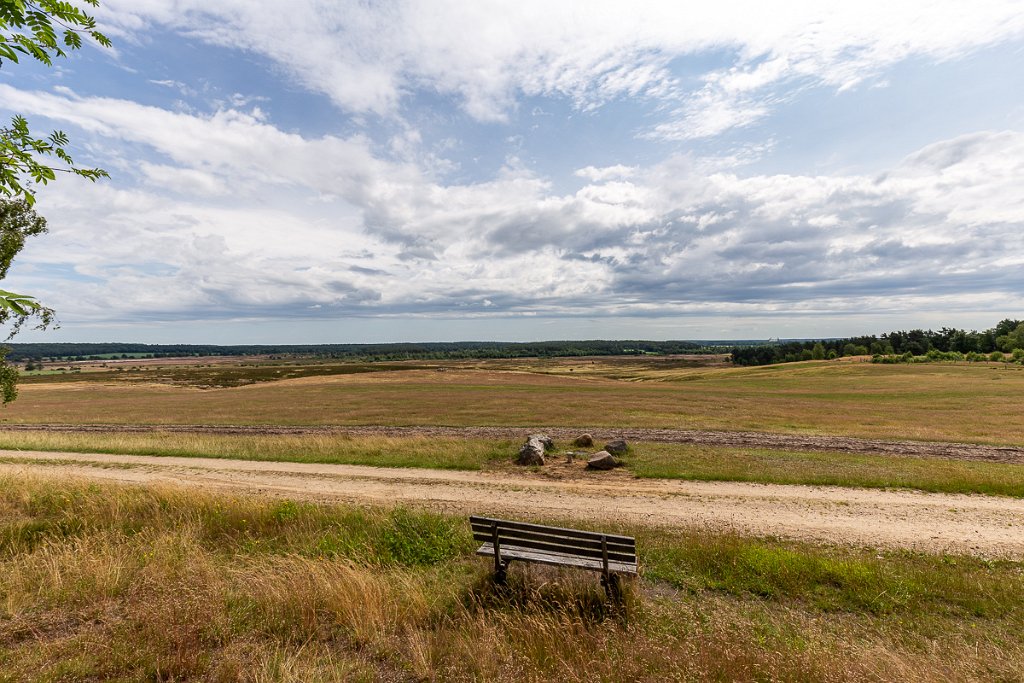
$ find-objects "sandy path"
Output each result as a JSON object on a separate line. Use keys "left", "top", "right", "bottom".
{"left": 2, "top": 449, "right": 1023, "bottom": 558}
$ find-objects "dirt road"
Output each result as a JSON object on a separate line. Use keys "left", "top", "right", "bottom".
{"left": 3, "top": 449, "right": 1023, "bottom": 558}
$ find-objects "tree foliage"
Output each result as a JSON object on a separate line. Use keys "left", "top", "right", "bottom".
{"left": 0, "top": 199, "right": 53, "bottom": 402}
{"left": 0, "top": 1, "right": 110, "bottom": 402}
{"left": 0, "top": 0, "right": 111, "bottom": 206}
{"left": 730, "top": 319, "right": 1024, "bottom": 367}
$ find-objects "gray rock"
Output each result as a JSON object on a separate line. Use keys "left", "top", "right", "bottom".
{"left": 517, "top": 438, "right": 546, "bottom": 466}
{"left": 528, "top": 433, "right": 555, "bottom": 450}
{"left": 573, "top": 433, "right": 594, "bottom": 448}
{"left": 586, "top": 451, "right": 619, "bottom": 470}
{"left": 604, "top": 439, "right": 629, "bottom": 456}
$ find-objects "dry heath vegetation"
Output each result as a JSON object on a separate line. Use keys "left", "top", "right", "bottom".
{"left": 9, "top": 359, "right": 1024, "bottom": 444}
{"left": 1, "top": 474, "right": 1023, "bottom": 682}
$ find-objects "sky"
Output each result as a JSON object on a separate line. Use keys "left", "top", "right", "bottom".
{"left": 2, "top": 0, "right": 1023, "bottom": 344}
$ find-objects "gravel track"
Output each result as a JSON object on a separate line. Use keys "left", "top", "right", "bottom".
{"left": 2, "top": 449, "right": 1023, "bottom": 558}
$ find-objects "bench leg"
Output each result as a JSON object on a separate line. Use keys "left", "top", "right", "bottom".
{"left": 601, "top": 573, "right": 622, "bottom": 602}
{"left": 494, "top": 559, "right": 508, "bottom": 586}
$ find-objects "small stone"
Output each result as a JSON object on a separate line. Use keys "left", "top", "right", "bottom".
{"left": 528, "top": 434, "right": 555, "bottom": 451}
{"left": 586, "top": 451, "right": 619, "bottom": 470}
{"left": 604, "top": 439, "right": 629, "bottom": 456}
{"left": 573, "top": 433, "right": 594, "bottom": 447}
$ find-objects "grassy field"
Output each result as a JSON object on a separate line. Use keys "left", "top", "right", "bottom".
{"left": 1, "top": 474, "right": 1021, "bottom": 682}
{"left": 5, "top": 358, "right": 1024, "bottom": 445}
{"left": 3, "top": 430, "right": 1024, "bottom": 497}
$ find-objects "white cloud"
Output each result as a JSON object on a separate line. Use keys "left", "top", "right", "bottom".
{"left": 97, "top": 0, "right": 1024, "bottom": 138}
{"left": 4, "top": 76, "right": 1023, "bottom": 329}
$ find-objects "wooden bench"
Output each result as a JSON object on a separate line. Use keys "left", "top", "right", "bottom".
{"left": 469, "top": 515, "right": 638, "bottom": 598}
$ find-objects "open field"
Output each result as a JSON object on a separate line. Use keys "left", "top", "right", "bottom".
{"left": 1, "top": 474, "right": 1022, "bottom": 682}
{"left": 3, "top": 450, "right": 1024, "bottom": 556}
{"left": 5, "top": 355, "right": 1024, "bottom": 680}
{"left": 8, "top": 357, "right": 1024, "bottom": 445}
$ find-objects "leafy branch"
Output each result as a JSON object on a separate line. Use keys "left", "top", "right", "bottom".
{"left": 0, "top": 0, "right": 111, "bottom": 206}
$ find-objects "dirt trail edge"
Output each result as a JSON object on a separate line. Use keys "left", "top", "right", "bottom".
{"left": 2, "top": 449, "right": 1023, "bottom": 558}
{"left": 3, "top": 424, "right": 1024, "bottom": 463}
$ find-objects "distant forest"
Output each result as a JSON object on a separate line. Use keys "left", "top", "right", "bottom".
{"left": 4, "top": 339, "right": 732, "bottom": 363}
{"left": 730, "top": 319, "right": 1024, "bottom": 366}
{"left": 9, "top": 319, "right": 1023, "bottom": 366}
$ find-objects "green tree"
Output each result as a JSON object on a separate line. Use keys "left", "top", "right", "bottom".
{"left": 1, "top": 0, "right": 111, "bottom": 205}
{"left": 811, "top": 342, "right": 826, "bottom": 360}
{"left": 0, "top": 199, "right": 53, "bottom": 401}
{"left": 995, "top": 323, "right": 1024, "bottom": 352}
{"left": 0, "top": 1, "right": 110, "bottom": 401}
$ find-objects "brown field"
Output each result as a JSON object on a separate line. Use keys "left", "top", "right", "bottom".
{"left": 7, "top": 357, "right": 1024, "bottom": 445}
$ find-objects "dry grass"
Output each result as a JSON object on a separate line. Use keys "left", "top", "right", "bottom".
{"left": 3, "top": 429, "right": 1024, "bottom": 498}
{"left": 631, "top": 443, "right": 1024, "bottom": 496}
{"left": 0, "top": 431, "right": 512, "bottom": 470}
{"left": 6, "top": 359, "right": 1024, "bottom": 445}
{"left": 1, "top": 474, "right": 1022, "bottom": 681}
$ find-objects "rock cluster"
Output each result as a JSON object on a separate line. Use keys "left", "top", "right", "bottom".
{"left": 515, "top": 433, "right": 630, "bottom": 471}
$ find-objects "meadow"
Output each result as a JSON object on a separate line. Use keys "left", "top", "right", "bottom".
{"left": 7, "top": 356, "right": 1024, "bottom": 444}
{"left": 1, "top": 475, "right": 1022, "bottom": 682}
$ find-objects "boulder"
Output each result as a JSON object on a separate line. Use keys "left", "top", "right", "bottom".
{"left": 573, "top": 433, "right": 594, "bottom": 448}
{"left": 528, "top": 433, "right": 555, "bottom": 450}
{"left": 517, "top": 438, "right": 546, "bottom": 466}
{"left": 604, "top": 439, "right": 629, "bottom": 456}
{"left": 586, "top": 451, "right": 619, "bottom": 470}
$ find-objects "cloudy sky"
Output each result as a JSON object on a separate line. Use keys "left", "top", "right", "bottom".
{"left": 2, "top": 1, "right": 1023, "bottom": 343}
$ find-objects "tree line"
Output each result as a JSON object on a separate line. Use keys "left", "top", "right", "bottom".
{"left": 730, "top": 319, "right": 1024, "bottom": 366}
{"left": 6, "top": 339, "right": 728, "bottom": 363}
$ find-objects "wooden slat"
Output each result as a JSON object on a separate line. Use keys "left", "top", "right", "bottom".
{"left": 469, "top": 522, "right": 635, "bottom": 550}
{"left": 476, "top": 543, "right": 638, "bottom": 574}
{"left": 471, "top": 525, "right": 634, "bottom": 552}
{"left": 471, "top": 532, "right": 636, "bottom": 562}
{"left": 470, "top": 527, "right": 635, "bottom": 559}
{"left": 470, "top": 516, "right": 634, "bottom": 544}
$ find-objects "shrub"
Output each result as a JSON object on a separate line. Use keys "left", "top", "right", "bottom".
{"left": 990, "top": 351, "right": 1005, "bottom": 362}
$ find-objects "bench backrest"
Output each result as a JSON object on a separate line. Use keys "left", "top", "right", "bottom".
{"left": 469, "top": 515, "right": 636, "bottom": 565}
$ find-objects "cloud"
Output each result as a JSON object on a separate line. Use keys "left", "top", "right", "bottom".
{"left": 4, "top": 77, "right": 1022, "bottom": 328}
{"left": 98, "top": 0, "right": 1024, "bottom": 139}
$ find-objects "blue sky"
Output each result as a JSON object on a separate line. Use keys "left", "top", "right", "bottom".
{"left": 2, "top": 0, "right": 1023, "bottom": 343}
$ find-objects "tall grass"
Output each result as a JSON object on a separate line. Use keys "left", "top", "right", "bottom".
{"left": 1, "top": 474, "right": 1022, "bottom": 681}
{"left": 0, "top": 431, "right": 511, "bottom": 470}
{"left": 4, "top": 429, "right": 1024, "bottom": 497}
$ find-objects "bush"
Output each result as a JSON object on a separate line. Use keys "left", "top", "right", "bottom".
{"left": 990, "top": 351, "right": 1005, "bottom": 362}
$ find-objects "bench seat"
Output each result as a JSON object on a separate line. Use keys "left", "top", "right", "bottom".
{"left": 475, "top": 542, "right": 638, "bottom": 574}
